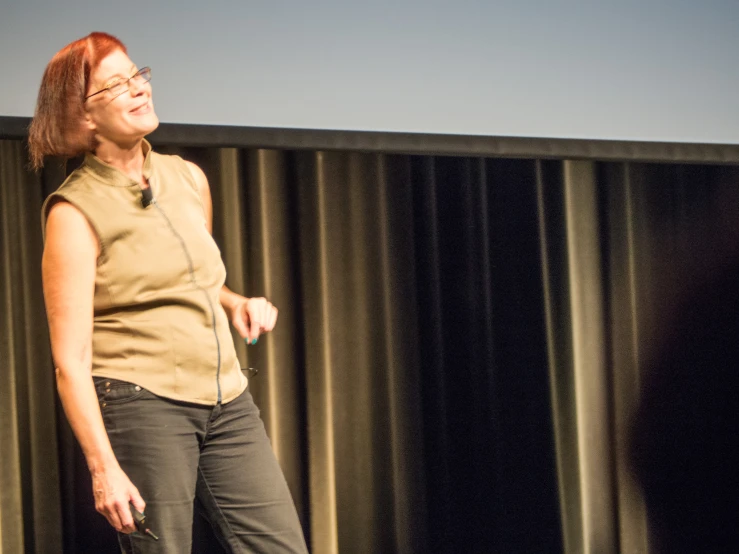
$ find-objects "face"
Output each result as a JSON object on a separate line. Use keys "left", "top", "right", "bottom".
{"left": 84, "top": 49, "right": 159, "bottom": 145}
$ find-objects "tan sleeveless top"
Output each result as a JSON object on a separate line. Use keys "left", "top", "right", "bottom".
{"left": 42, "top": 140, "right": 246, "bottom": 405}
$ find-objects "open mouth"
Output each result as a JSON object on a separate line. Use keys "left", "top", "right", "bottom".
{"left": 130, "top": 103, "right": 150, "bottom": 114}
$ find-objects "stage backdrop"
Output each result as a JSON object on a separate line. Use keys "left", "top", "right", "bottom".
{"left": 1, "top": 0, "right": 739, "bottom": 144}
{"left": 3, "top": 134, "right": 739, "bottom": 553}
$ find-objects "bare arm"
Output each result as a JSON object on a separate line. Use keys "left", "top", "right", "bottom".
{"left": 184, "top": 161, "right": 278, "bottom": 342}
{"left": 43, "top": 200, "right": 143, "bottom": 533}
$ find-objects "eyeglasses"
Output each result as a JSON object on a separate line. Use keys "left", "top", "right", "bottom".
{"left": 85, "top": 67, "right": 152, "bottom": 101}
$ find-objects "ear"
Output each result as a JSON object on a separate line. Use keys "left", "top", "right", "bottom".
{"left": 83, "top": 110, "right": 97, "bottom": 132}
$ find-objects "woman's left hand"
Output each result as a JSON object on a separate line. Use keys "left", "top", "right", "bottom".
{"left": 231, "top": 296, "right": 278, "bottom": 344}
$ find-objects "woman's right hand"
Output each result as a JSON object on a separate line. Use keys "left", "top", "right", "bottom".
{"left": 91, "top": 464, "right": 146, "bottom": 534}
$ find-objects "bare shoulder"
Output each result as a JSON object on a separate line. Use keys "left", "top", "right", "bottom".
{"left": 45, "top": 200, "right": 99, "bottom": 258}
{"left": 184, "top": 160, "right": 209, "bottom": 194}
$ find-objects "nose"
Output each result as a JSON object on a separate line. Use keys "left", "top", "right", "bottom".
{"left": 128, "top": 78, "right": 148, "bottom": 97}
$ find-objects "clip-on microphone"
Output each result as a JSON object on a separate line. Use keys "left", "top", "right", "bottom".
{"left": 141, "top": 186, "right": 154, "bottom": 208}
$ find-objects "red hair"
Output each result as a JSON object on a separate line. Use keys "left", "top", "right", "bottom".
{"left": 28, "top": 32, "right": 127, "bottom": 169}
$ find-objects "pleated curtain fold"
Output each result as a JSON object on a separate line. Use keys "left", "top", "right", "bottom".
{"left": 2, "top": 138, "right": 738, "bottom": 553}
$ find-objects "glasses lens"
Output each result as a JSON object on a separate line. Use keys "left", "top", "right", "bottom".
{"left": 137, "top": 67, "right": 152, "bottom": 83}
{"left": 108, "top": 81, "right": 124, "bottom": 96}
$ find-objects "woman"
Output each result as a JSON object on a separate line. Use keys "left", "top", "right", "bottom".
{"left": 30, "top": 32, "right": 308, "bottom": 553}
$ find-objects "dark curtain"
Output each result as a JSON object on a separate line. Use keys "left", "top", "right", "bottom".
{"left": 2, "top": 137, "right": 739, "bottom": 553}
{"left": 0, "top": 141, "right": 63, "bottom": 554}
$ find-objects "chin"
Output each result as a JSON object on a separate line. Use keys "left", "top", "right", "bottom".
{"left": 135, "top": 113, "right": 160, "bottom": 136}
{"left": 144, "top": 115, "right": 160, "bottom": 134}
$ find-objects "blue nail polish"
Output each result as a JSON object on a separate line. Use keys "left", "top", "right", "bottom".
{"left": 252, "top": 338, "right": 258, "bottom": 345}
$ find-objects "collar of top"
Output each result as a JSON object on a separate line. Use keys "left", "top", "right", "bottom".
{"left": 83, "top": 139, "right": 154, "bottom": 187}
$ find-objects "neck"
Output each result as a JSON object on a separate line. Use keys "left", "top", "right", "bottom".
{"left": 94, "top": 137, "right": 147, "bottom": 184}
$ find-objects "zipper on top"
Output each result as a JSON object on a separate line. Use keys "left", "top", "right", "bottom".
{"left": 150, "top": 196, "right": 223, "bottom": 403}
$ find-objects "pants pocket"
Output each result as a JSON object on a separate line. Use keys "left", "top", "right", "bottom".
{"left": 93, "top": 377, "right": 146, "bottom": 405}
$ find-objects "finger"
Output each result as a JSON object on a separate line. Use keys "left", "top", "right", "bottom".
{"left": 249, "top": 315, "right": 261, "bottom": 341}
{"left": 232, "top": 304, "right": 250, "bottom": 339}
{"left": 100, "top": 501, "right": 123, "bottom": 532}
{"left": 257, "top": 303, "right": 271, "bottom": 330}
{"left": 130, "top": 488, "right": 146, "bottom": 515}
{"left": 264, "top": 305, "right": 278, "bottom": 332}
{"left": 116, "top": 499, "right": 136, "bottom": 534}
{"left": 248, "top": 301, "right": 262, "bottom": 341}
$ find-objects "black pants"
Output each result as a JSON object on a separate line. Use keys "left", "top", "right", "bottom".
{"left": 94, "top": 378, "right": 308, "bottom": 554}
